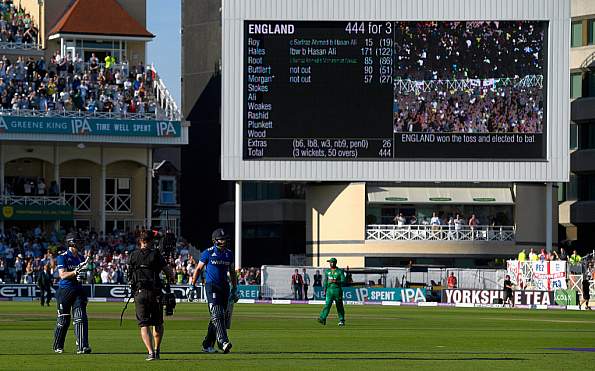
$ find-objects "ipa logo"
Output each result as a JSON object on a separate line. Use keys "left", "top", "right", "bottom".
{"left": 2, "top": 206, "right": 14, "bottom": 219}
{"left": 71, "top": 118, "right": 92, "bottom": 134}
{"left": 156, "top": 122, "right": 177, "bottom": 137}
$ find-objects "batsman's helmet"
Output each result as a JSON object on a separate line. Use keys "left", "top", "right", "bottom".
{"left": 211, "top": 228, "right": 230, "bottom": 242}
{"left": 65, "top": 232, "right": 82, "bottom": 248}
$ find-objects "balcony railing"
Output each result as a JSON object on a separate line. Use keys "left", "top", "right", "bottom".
{"left": 0, "top": 108, "right": 166, "bottom": 121}
{"left": 0, "top": 41, "right": 41, "bottom": 51}
{"left": 0, "top": 195, "right": 67, "bottom": 206}
{"left": 366, "top": 224, "right": 516, "bottom": 241}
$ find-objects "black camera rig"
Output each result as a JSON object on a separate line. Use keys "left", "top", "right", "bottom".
{"left": 120, "top": 228, "right": 178, "bottom": 325}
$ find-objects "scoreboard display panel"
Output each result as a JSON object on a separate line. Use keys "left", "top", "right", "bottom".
{"left": 243, "top": 20, "right": 548, "bottom": 160}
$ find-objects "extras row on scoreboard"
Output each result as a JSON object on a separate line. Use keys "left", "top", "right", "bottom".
{"left": 243, "top": 20, "right": 548, "bottom": 160}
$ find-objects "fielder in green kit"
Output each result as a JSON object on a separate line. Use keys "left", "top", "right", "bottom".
{"left": 317, "top": 258, "right": 346, "bottom": 327}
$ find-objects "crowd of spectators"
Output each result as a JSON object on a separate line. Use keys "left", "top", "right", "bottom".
{"left": 0, "top": 52, "right": 156, "bottom": 116}
{"left": 0, "top": 0, "right": 38, "bottom": 45}
{"left": 3, "top": 177, "right": 60, "bottom": 197}
{"left": 0, "top": 225, "right": 262, "bottom": 288}
{"left": 517, "top": 247, "right": 590, "bottom": 266}
{"left": 0, "top": 226, "right": 178, "bottom": 285}
{"left": 394, "top": 21, "right": 545, "bottom": 80}
{"left": 392, "top": 211, "right": 509, "bottom": 229}
{"left": 237, "top": 267, "right": 261, "bottom": 286}
{"left": 393, "top": 84, "right": 543, "bottom": 134}
{"left": 393, "top": 21, "right": 545, "bottom": 134}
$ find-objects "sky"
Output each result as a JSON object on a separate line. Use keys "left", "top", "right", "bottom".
{"left": 146, "top": 0, "right": 182, "bottom": 107}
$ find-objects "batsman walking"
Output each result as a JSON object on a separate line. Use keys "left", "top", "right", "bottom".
{"left": 52, "top": 233, "right": 92, "bottom": 354}
{"left": 318, "top": 258, "right": 346, "bottom": 327}
{"left": 191, "top": 228, "right": 239, "bottom": 354}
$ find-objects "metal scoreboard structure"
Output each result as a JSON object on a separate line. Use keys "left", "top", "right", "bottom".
{"left": 221, "top": 0, "right": 570, "bottom": 183}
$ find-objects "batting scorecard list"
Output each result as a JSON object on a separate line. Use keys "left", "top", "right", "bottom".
{"left": 243, "top": 21, "right": 546, "bottom": 160}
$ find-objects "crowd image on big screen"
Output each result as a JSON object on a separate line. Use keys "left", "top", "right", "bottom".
{"left": 393, "top": 21, "right": 546, "bottom": 135}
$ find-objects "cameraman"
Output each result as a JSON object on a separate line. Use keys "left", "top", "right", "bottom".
{"left": 128, "top": 231, "right": 174, "bottom": 361}
{"left": 53, "top": 233, "right": 91, "bottom": 354}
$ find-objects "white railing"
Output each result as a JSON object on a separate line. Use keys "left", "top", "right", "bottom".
{"left": 0, "top": 108, "right": 166, "bottom": 121}
{"left": 394, "top": 74, "right": 543, "bottom": 94}
{"left": 0, "top": 41, "right": 41, "bottom": 51}
{"left": 0, "top": 195, "right": 67, "bottom": 206}
{"left": 366, "top": 224, "right": 516, "bottom": 241}
{"left": 149, "top": 65, "right": 181, "bottom": 121}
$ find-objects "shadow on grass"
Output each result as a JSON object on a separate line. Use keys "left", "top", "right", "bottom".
{"left": 0, "top": 350, "right": 535, "bottom": 361}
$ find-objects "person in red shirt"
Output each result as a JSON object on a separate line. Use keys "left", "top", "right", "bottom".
{"left": 291, "top": 269, "right": 304, "bottom": 300}
{"left": 447, "top": 272, "right": 457, "bottom": 289}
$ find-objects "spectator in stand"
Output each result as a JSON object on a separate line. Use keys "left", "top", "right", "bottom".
{"left": 454, "top": 214, "right": 462, "bottom": 239}
{"left": 176, "top": 267, "right": 184, "bottom": 285}
{"left": 430, "top": 212, "right": 441, "bottom": 231}
{"left": 447, "top": 272, "right": 457, "bottom": 289}
{"left": 36, "top": 178, "right": 46, "bottom": 195}
{"left": 36, "top": 264, "right": 53, "bottom": 306}
{"left": 14, "top": 254, "right": 23, "bottom": 283}
{"left": 548, "top": 251, "right": 559, "bottom": 261}
{"left": 302, "top": 268, "right": 311, "bottom": 300}
{"left": 23, "top": 180, "right": 33, "bottom": 196}
{"left": 409, "top": 215, "right": 417, "bottom": 225}
{"left": 528, "top": 248, "right": 538, "bottom": 261}
{"left": 559, "top": 247, "right": 568, "bottom": 261}
{"left": 393, "top": 213, "right": 406, "bottom": 227}
{"left": 539, "top": 248, "right": 547, "bottom": 261}
{"left": 468, "top": 214, "right": 478, "bottom": 237}
{"left": 104, "top": 53, "right": 116, "bottom": 70}
{"left": 447, "top": 216, "right": 454, "bottom": 239}
{"left": 0, "top": 258, "right": 5, "bottom": 282}
{"left": 100, "top": 266, "right": 111, "bottom": 283}
{"left": 112, "top": 265, "right": 124, "bottom": 284}
{"left": 517, "top": 249, "right": 527, "bottom": 261}
{"left": 569, "top": 250, "right": 582, "bottom": 266}
{"left": 291, "top": 269, "right": 303, "bottom": 300}
{"left": 237, "top": 268, "right": 247, "bottom": 285}
{"left": 23, "top": 261, "right": 33, "bottom": 283}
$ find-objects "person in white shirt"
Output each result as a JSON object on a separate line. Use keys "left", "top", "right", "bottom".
{"left": 454, "top": 214, "right": 462, "bottom": 239}
{"left": 528, "top": 248, "right": 537, "bottom": 261}
{"left": 393, "top": 213, "right": 406, "bottom": 228}
{"left": 447, "top": 216, "right": 454, "bottom": 239}
{"left": 37, "top": 178, "right": 46, "bottom": 195}
{"left": 430, "top": 212, "right": 441, "bottom": 231}
{"left": 100, "top": 267, "right": 110, "bottom": 283}
{"left": 23, "top": 181, "right": 33, "bottom": 195}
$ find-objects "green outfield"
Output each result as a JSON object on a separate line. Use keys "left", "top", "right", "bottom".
{"left": 0, "top": 302, "right": 593, "bottom": 370}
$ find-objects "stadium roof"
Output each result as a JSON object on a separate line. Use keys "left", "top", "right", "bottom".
{"left": 48, "top": 0, "right": 154, "bottom": 40}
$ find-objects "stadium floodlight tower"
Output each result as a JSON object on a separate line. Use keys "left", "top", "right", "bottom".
{"left": 221, "top": 0, "right": 570, "bottom": 268}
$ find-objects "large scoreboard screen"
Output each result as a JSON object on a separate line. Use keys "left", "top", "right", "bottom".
{"left": 243, "top": 21, "right": 548, "bottom": 160}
